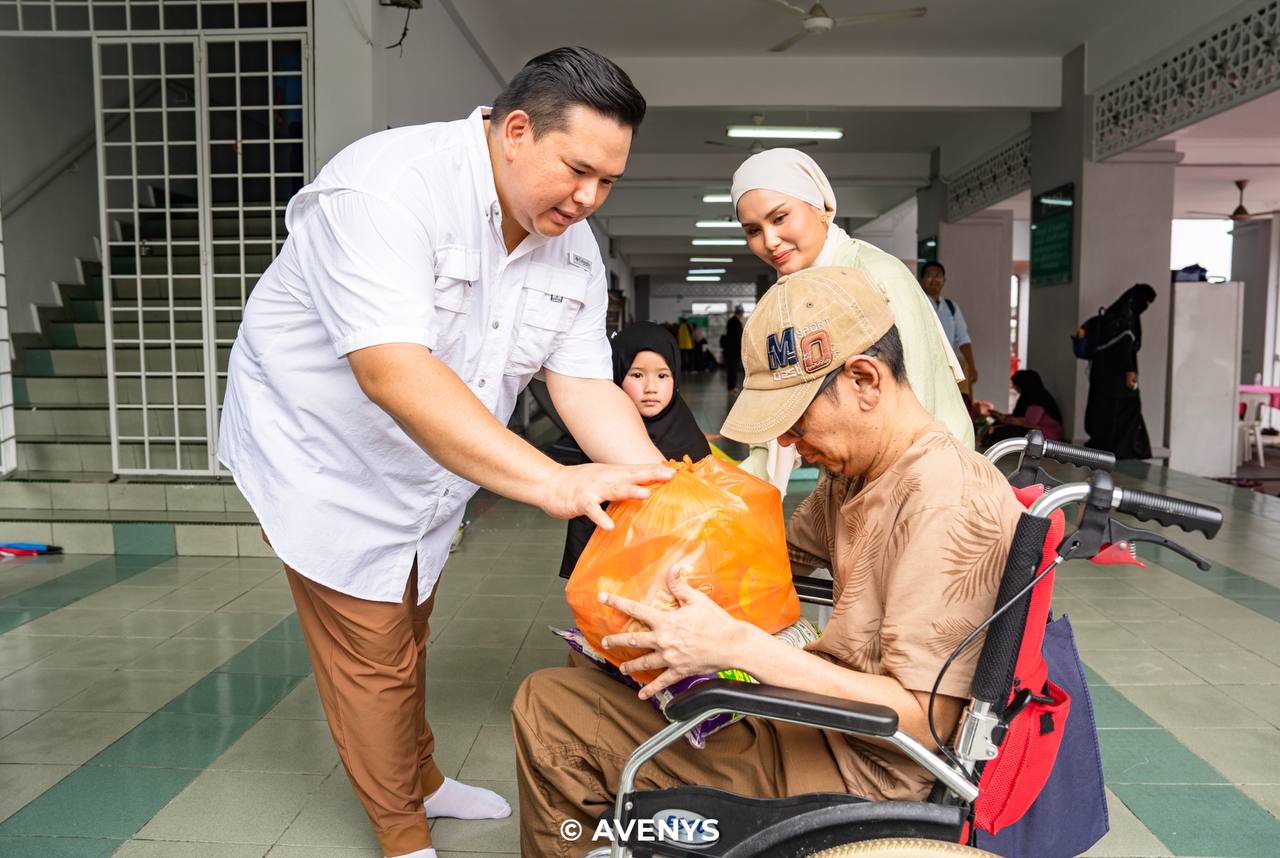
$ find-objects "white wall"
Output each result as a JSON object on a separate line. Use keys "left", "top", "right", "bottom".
{"left": 0, "top": 37, "right": 99, "bottom": 335}
{"left": 0, "top": 187, "right": 14, "bottom": 473}
{"left": 372, "top": 1, "right": 504, "bottom": 130}
{"left": 312, "top": 0, "right": 376, "bottom": 166}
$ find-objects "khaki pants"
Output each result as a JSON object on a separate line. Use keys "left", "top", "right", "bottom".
{"left": 512, "top": 656, "right": 847, "bottom": 858}
{"left": 286, "top": 563, "right": 445, "bottom": 857}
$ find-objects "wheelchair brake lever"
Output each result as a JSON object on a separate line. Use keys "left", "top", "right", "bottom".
{"left": 1108, "top": 519, "right": 1213, "bottom": 571}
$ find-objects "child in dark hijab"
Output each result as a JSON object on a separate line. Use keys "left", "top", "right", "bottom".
{"left": 548, "top": 322, "right": 711, "bottom": 578}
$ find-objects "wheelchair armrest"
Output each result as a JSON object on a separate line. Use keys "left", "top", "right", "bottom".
{"left": 666, "top": 679, "right": 899, "bottom": 738}
{"left": 792, "top": 574, "right": 834, "bottom": 604}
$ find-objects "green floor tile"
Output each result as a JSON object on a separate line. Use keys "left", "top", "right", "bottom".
{"left": 1088, "top": 683, "right": 1159, "bottom": 729}
{"left": 164, "top": 672, "right": 304, "bottom": 717}
{"left": 90, "top": 712, "right": 258, "bottom": 769}
{"left": 1111, "top": 783, "right": 1280, "bottom": 857}
{"left": 260, "top": 613, "right": 306, "bottom": 641}
{"left": 1098, "top": 729, "right": 1227, "bottom": 785}
{"left": 214, "top": 640, "right": 313, "bottom": 676}
{"left": 0, "top": 764, "right": 195, "bottom": 839}
{"left": 0, "top": 556, "right": 172, "bottom": 634}
{"left": 0, "top": 836, "right": 123, "bottom": 858}
{"left": 112, "top": 524, "right": 177, "bottom": 556}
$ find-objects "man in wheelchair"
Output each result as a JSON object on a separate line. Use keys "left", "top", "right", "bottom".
{"left": 512, "top": 268, "right": 1027, "bottom": 857}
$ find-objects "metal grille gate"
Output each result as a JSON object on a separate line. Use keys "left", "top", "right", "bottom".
{"left": 94, "top": 30, "right": 307, "bottom": 474}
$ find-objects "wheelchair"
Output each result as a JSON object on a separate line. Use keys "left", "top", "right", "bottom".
{"left": 582, "top": 435, "right": 1224, "bottom": 858}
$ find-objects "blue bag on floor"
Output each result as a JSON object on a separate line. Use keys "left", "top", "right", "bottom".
{"left": 976, "top": 614, "right": 1109, "bottom": 858}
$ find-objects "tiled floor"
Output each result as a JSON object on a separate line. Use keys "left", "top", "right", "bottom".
{"left": 0, "top": 376, "right": 1278, "bottom": 856}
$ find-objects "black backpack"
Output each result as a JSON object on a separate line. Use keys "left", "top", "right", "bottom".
{"left": 1071, "top": 309, "right": 1131, "bottom": 360}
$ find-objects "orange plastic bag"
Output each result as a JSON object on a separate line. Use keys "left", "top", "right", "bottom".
{"left": 565, "top": 455, "right": 801, "bottom": 684}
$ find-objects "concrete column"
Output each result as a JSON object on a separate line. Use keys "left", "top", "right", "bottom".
{"left": 938, "top": 210, "right": 1014, "bottom": 405}
{"left": 1028, "top": 46, "right": 1177, "bottom": 450}
{"left": 1230, "top": 219, "right": 1279, "bottom": 385}
{"left": 313, "top": 0, "right": 376, "bottom": 165}
{"left": 633, "top": 274, "right": 651, "bottom": 322}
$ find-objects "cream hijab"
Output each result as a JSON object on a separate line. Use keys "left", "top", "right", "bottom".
{"left": 730, "top": 148, "right": 964, "bottom": 379}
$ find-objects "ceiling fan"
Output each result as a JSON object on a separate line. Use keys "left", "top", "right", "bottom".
{"left": 764, "top": 0, "right": 927, "bottom": 53}
{"left": 1187, "top": 179, "right": 1280, "bottom": 222}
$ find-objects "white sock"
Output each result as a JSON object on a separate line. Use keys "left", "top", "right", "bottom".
{"left": 385, "top": 849, "right": 436, "bottom": 858}
{"left": 423, "top": 776, "right": 512, "bottom": 820}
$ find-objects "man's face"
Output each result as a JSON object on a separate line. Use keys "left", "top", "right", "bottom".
{"left": 777, "top": 360, "right": 884, "bottom": 476}
{"left": 920, "top": 265, "right": 946, "bottom": 300}
{"left": 497, "top": 105, "right": 631, "bottom": 238}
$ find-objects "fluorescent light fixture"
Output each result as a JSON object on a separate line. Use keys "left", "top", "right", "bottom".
{"left": 925, "top": 239, "right": 937, "bottom": 248}
{"left": 1040, "top": 196, "right": 1073, "bottom": 207}
{"left": 686, "top": 275, "right": 722, "bottom": 282}
{"left": 696, "top": 219, "right": 742, "bottom": 229}
{"left": 726, "top": 125, "right": 844, "bottom": 141}
{"left": 692, "top": 238, "right": 747, "bottom": 246}
{"left": 690, "top": 256, "right": 734, "bottom": 263}
{"left": 688, "top": 268, "right": 726, "bottom": 275}
{"left": 702, "top": 193, "right": 733, "bottom": 203}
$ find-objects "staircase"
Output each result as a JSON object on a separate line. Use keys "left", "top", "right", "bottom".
{"left": 1, "top": 195, "right": 283, "bottom": 557}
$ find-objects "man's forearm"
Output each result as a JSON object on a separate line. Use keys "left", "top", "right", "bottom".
{"left": 734, "top": 625, "right": 939, "bottom": 747}
{"left": 349, "top": 344, "right": 559, "bottom": 507}
{"left": 547, "top": 373, "right": 664, "bottom": 464}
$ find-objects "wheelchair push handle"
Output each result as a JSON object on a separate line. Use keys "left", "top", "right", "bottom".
{"left": 1113, "top": 486, "right": 1224, "bottom": 539}
{"left": 1038, "top": 437, "right": 1115, "bottom": 472}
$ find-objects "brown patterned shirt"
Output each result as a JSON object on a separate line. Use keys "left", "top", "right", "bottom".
{"left": 788, "top": 423, "right": 1024, "bottom": 801}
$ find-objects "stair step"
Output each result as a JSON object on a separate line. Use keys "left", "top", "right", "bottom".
{"left": 15, "top": 374, "right": 219, "bottom": 409}
{"left": 15, "top": 406, "right": 209, "bottom": 438}
{"left": 17, "top": 347, "right": 230, "bottom": 377}
{"left": 1, "top": 470, "right": 251, "bottom": 513}
{"left": 17, "top": 437, "right": 212, "bottom": 472}
{"left": 48, "top": 321, "right": 242, "bottom": 349}
{"left": 0, "top": 472, "right": 264, "bottom": 556}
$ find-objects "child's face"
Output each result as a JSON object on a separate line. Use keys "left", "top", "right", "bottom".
{"left": 621, "top": 350, "right": 674, "bottom": 418}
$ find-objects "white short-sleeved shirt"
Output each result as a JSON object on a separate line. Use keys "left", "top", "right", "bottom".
{"left": 931, "top": 296, "right": 971, "bottom": 350}
{"left": 218, "top": 107, "right": 613, "bottom": 603}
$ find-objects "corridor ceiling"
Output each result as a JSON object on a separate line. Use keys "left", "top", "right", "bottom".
{"left": 445, "top": 0, "right": 1257, "bottom": 283}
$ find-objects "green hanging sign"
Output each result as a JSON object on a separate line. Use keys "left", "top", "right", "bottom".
{"left": 1031, "top": 183, "right": 1074, "bottom": 287}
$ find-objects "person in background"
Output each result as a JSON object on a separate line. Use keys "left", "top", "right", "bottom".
{"left": 676, "top": 316, "right": 695, "bottom": 375}
{"left": 724, "top": 304, "right": 745, "bottom": 393}
{"left": 548, "top": 323, "right": 711, "bottom": 579}
{"left": 918, "top": 261, "right": 978, "bottom": 399}
{"left": 980, "top": 369, "right": 1064, "bottom": 445}
{"left": 1085, "top": 283, "right": 1157, "bottom": 459}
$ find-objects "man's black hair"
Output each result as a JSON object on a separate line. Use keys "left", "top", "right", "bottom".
{"left": 490, "top": 47, "right": 646, "bottom": 138}
{"left": 920, "top": 260, "right": 946, "bottom": 277}
{"left": 823, "top": 323, "right": 907, "bottom": 402}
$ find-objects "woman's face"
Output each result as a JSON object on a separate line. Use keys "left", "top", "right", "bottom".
{"left": 620, "top": 350, "right": 674, "bottom": 418}
{"left": 736, "top": 189, "right": 829, "bottom": 275}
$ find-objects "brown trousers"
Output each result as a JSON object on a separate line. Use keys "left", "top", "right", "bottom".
{"left": 286, "top": 563, "right": 445, "bottom": 857}
{"left": 512, "top": 656, "right": 847, "bottom": 858}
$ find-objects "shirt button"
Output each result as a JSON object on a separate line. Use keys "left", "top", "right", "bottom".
{"left": 443, "top": 488, "right": 450, "bottom": 497}
{"left": 492, "top": 321, "right": 500, "bottom": 329}
{"left": 478, "top": 378, "right": 486, "bottom": 388}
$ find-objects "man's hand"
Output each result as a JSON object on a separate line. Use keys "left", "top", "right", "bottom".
{"left": 540, "top": 463, "right": 674, "bottom": 530}
{"left": 599, "top": 567, "right": 754, "bottom": 700}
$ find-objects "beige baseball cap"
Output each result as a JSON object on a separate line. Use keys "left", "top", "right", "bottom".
{"left": 721, "top": 266, "right": 895, "bottom": 444}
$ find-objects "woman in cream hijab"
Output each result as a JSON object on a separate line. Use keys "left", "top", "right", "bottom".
{"left": 732, "top": 148, "right": 974, "bottom": 451}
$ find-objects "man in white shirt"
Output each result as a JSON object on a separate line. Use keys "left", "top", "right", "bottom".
{"left": 219, "top": 48, "right": 669, "bottom": 858}
{"left": 919, "top": 260, "right": 978, "bottom": 394}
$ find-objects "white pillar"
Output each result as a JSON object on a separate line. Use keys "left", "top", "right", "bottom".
{"left": 312, "top": 0, "right": 376, "bottom": 166}
{"left": 1231, "top": 219, "right": 1280, "bottom": 386}
{"left": 939, "top": 210, "right": 1014, "bottom": 405}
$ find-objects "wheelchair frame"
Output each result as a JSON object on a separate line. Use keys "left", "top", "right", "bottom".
{"left": 581, "top": 434, "right": 1221, "bottom": 858}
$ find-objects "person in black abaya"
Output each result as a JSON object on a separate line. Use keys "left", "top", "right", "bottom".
{"left": 547, "top": 322, "right": 711, "bottom": 578}
{"left": 1084, "top": 283, "right": 1157, "bottom": 459}
{"left": 983, "top": 370, "right": 1065, "bottom": 445}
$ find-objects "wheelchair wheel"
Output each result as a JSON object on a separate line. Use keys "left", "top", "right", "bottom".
{"left": 811, "top": 839, "right": 996, "bottom": 857}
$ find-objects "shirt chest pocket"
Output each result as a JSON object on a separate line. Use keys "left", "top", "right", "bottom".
{"left": 503, "top": 263, "right": 588, "bottom": 376}
{"left": 431, "top": 245, "right": 479, "bottom": 362}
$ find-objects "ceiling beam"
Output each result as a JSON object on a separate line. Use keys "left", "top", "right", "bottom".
{"left": 613, "top": 56, "right": 1062, "bottom": 109}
